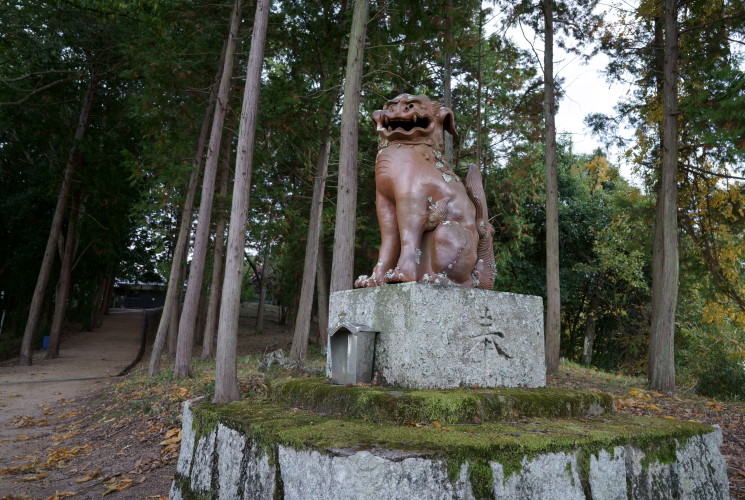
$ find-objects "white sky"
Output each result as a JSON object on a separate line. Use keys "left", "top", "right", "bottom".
{"left": 495, "top": 12, "right": 640, "bottom": 183}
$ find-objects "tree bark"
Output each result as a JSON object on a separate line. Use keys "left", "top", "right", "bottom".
{"left": 46, "top": 199, "right": 80, "bottom": 359}
{"left": 649, "top": 0, "right": 679, "bottom": 392}
{"left": 214, "top": 0, "right": 271, "bottom": 403}
{"left": 543, "top": 0, "right": 561, "bottom": 376}
{"left": 316, "top": 238, "right": 329, "bottom": 352}
{"left": 443, "top": 0, "right": 454, "bottom": 166}
{"left": 148, "top": 36, "right": 227, "bottom": 376}
{"left": 201, "top": 138, "right": 232, "bottom": 361}
{"left": 581, "top": 281, "right": 601, "bottom": 366}
{"left": 91, "top": 274, "right": 107, "bottom": 329}
{"left": 329, "top": 0, "right": 369, "bottom": 293}
{"left": 476, "top": 8, "right": 483, "bottom": 171}
{"left": 174, "top": 0, "right": 243, "bottom": 378}
{"left": 167, "top": 284, "right": 179, "bottom": 356}
{"left": 19, "top": 78, "right": 96, "bottom": 366}
{"left": 290, "top": 138, "right": 330, "bottom": 361}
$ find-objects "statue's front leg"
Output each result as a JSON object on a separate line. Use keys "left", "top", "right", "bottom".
{"left": 387, "top": 196, "right": 427, "bottom": 283}
{"left": 355, "top": 192, "right": 399, "bottom": 287}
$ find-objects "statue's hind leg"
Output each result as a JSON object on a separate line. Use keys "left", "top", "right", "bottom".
{"left": 430, "top": 221, "right": 478, "bottom": 286}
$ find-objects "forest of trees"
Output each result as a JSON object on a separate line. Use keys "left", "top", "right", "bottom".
{"left": 1, "top": 0, "right": 743, "bottom": 400}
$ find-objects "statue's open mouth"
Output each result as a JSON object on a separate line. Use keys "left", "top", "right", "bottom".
{"left": 382, "top": 114, "right": 431, "bottom": 133}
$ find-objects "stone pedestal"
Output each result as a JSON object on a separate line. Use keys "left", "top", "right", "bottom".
{"left": 327, "top": 283, "right": 546, "bottom": 389}
{"left": 171, "top": 400, "right": 731, "bottom": 500}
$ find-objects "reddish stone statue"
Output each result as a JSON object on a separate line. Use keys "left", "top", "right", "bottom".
{"left": 355, "top": 94, "right": 496, "bottom": 289}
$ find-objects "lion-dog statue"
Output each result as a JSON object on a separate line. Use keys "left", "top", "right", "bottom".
{"left": 354, "top": 94, "right": 496, "bottom": 289}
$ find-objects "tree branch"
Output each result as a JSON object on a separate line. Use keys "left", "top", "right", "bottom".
{"left": 680, "top": 163, "right": 745, "bottom": 181}
{"left": 0, "top": 78, "right": 75, "bottom": 107}
{"left": 1, "top": 70, "right": 78, "bottom": 83}
{"left": 679, "top": 12, "right": 745, "bottom": 36}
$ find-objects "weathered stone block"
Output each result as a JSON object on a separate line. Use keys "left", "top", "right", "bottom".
{"left": 327, "top": 282, "right": 545, "bottom": 389}
{"left": 216, "top": 424, "right": 245, "bottom": 498}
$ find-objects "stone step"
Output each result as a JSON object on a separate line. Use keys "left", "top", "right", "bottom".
{"left": 270, "top": 377, "right": 615, "bottom": 424}
{"left": 171, "top": 398, "right": 729, "bottom": 500}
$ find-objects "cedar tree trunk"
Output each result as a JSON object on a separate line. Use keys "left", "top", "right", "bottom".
{"left": 329, "top": 0, "right": 369, "bottom": 293}
{"left": 214, "top": 0, "right": 271, "bottom": 403}
{"left": 19, "top": 78, "right": 96, "bottom": 366}
{"left": 649, "top": 0, "right": 679, "bottom": 392}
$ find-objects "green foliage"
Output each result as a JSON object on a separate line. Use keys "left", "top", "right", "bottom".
{"left": 691, "top": 343, "right": 745, "bottom": 401}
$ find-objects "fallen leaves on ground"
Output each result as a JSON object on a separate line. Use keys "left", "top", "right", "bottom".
{"left": 18, "top": 472, "right": 48, "bottom": 482}
{"left": 46, "top": 445, "right": 92, "bottom": 467}
{"left": 42, "top": 492, "right": 76, "bottom": 500}
{"left": 158, "top": 427, "right": 181, "bottom": 459}
{"left": 706, "top": 401, "right": 726, "bottom": 412}
{"left": 12, "top": 415, "right": 50, "bottom": 428}
{"left": 102, "top": 477, "right": 134, "bottom": 496}
{"left": 73, "top": 467, "right": 100, "bottom": 483}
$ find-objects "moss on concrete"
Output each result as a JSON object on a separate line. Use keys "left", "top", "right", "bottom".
{"left": 187, "top": 398, "right": 713, "bottom": 499}
{"left": 269, "top": 377, "right": 614, "bottom": 425}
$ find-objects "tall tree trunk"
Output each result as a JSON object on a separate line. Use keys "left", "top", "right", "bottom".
{"left": 649, "top": 0, "right": 679, "bottom": 392}
{"left": 255, "top": 249, "right": 269, "bottom": 333}
{"left": 167, "top": 255, "right": 188, "bottom": 357}
{"left": 329, "top": 0, "right": 369, "bottom": 293}
{"left": 167, "top": 261, "right": 186, "bottom": 356}
{"left": 102, "top": 274, "right": 114, "bottom": 316}
{"left": 46, "top": 199, "right": 80, "bottom": 359}
{"left": 88, "top": 275, "right": 106, "bottom": 330}
{"left": 167, "top": 292, "right": 179, "bottom": 355}
{"left": 19, "top": 78, "right": 96, "bottom": 366}
{"left": 443, "top": 0, "right": 454, "bottom": 166}
{"left": 174, "top": 0, "right": 243, "bottom": 378}
{"left": 543, "top": 0, "right": 561, "bottom": 375}
{"left": 290, "top": 138, "right": 331, "bottom": 361}
{"left": 166, "top": 217, "right": 182, "bottom": 357}
{"left": 148, "top": 38, "right": 226, "bottom": 376}
{"left": 476, "top": 8, "right": 483, "bottom": 171}
{"left": 195, "top": 289, "right": 209, "bottom": 347}
{"left": 316, "top": 238, "right": 329, "bottom": 352}
{"left": 581, "top": 281, "right": 601, "bottom": 366}
{"left": 214, "top": 0, "right": 271, "bottom": 403}
{"left": 201, "top": 137, "right": 232, "bottom": 361}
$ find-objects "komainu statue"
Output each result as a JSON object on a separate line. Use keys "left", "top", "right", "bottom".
{"left": 355, "top": 94, "right": 496, "bottom": 289}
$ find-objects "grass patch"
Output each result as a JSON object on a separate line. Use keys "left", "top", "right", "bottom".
{"left": 270, "top": 378, "right": 614, "bottom": 424}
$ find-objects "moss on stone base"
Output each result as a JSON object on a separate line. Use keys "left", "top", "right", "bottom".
{"left": 269, "top": 377, "right": 614, "bottom": 425}
{"left": 188, "top": 398, "right": 713, "bottom": 499}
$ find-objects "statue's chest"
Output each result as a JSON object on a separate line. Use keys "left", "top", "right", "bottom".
{"left": 375, "top": 145, "right": 434, "bottom": 177}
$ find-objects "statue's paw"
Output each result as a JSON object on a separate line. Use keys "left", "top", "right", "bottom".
{"left": 354, "top": 274, "right": 383, "bottom": 288}
{"left": 420, "top": 272, "right": 452, "bottom": 285}
{"left": 383, "top": 266, "right": 416, "bottom": 284}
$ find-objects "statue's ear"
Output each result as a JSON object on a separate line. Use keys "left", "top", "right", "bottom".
{"left": 372, "top": 110, "right": 383, "bottom": 130}
{"left": 439, "top": 107, "right": 457, "bottom": 138}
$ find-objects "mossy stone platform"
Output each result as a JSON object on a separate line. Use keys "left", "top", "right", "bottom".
{"left": 270, "top": 378, "right": 614, "bottom": 424}
{"left": 170, "top": 391, "right": 729, "bottom": 499}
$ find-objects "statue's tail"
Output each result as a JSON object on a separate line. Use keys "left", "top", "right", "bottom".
{"left": 465, "top": 163, "right": 496, "bottom": 290}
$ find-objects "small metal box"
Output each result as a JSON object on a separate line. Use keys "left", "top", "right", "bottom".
{"left": 329, "top": 321, "right": 378, "bottom": 385}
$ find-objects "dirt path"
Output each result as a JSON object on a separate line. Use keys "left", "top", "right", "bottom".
{"left": 0, "top": 309, "right": 145, "bottom": 498}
